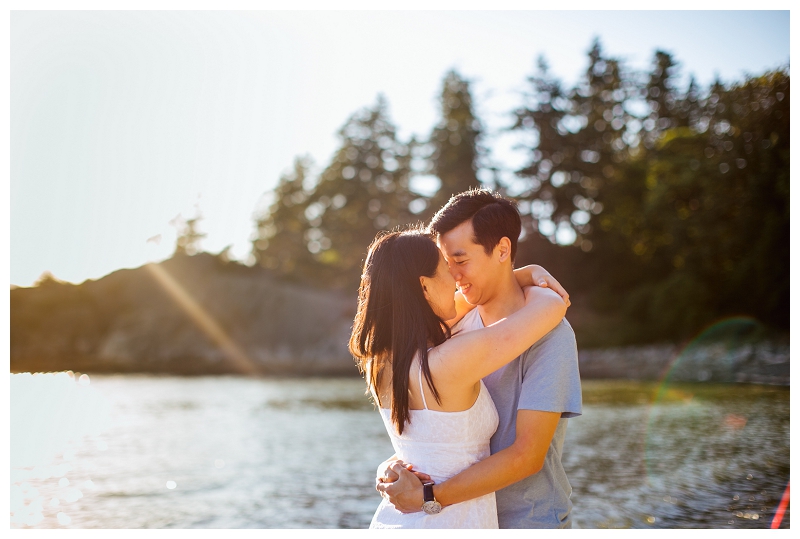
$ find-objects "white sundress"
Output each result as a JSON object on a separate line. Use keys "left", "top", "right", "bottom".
{"left": 370, "top": 363, "right": 500, "bottom": 529}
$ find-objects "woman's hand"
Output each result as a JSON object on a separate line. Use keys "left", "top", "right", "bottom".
{"left": 377, "top": 459, "right": 432, "bottom": 485}
{"left": 514, "top": 265, "right": 570, "bottom": 307}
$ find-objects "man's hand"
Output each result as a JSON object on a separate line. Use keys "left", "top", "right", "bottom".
{"left": 375, "top": 461, "right": 430, "bottom": 513}
{"left": 514, "top": 265, "right": 570, "bottom": 307}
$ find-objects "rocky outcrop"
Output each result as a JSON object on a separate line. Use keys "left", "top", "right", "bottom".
{"left": 11, "top": 254, "right": 790, "bottom": 384}
{"left": 578, "top": 341, "right": 789, "bottom": 385}
{"left": 11, "top": 254, "right": 358, "bottom": 375}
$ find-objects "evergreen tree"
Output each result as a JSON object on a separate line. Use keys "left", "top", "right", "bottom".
{"left": 302, "top": 95, "right": 416, "bottom": 289}
{"left": 513, "top": 40, "right": 632, "bottom": 250}
{"left": 251, "top": 156, "right": 317, "bottom": 282}
{"left": 172, "top": 211, "right": 206, "bottom": 256}
{"left": 425, "top": 70, "right": 484, "bottom": 215}
{"left": 246, "top": 43, "right": 788, "bottom": 345}
{"left": 510, "top": 42, "right": 788, "bottom": 344}
{"left": 509, "top": 55, "right": 569, "bottom": 246}
{"left": 629, "top": 70, "right": 790, "bottom": 336}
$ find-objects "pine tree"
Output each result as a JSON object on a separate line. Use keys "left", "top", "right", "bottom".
{"left": 509, "top": 43, "right": 790, "bottom": 343}
{"left": 302, "top": 95, "right": 416, "bottom": 289}
{"left": 251, "top": 155, "right": 317, "bottom": 282}
{"left": 172, "top": 210, "right": 206, "bottom": 256}
{"left": 630, "top": 69, "right": 790, "bottom": 336}
{"left": 513, "top": 40, "right": 631, "bottom": 249}
{"left": 425, "top": 70, "right": 484, "bottom": 215}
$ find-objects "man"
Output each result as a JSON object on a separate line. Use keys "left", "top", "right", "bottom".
{"left": 376, "top": 188, "right": 582, "bottom": 528}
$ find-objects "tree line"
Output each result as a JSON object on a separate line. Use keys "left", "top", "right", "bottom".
{"left": 246, "top": 39, "right": 788, "bottom": 347}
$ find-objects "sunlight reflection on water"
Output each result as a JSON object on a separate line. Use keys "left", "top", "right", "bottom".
{"left": 10, "top": 372, "right": 111, "bottom": 527}
{"left": 9, "top": 375, "right": 790, "bottom": 529}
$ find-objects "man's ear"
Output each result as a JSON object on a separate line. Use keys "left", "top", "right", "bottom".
{"left": 495, "top": 237, "right": 512, "bottom": 263}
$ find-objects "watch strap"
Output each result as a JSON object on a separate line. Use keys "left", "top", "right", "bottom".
{"left": 422, "top": 481, "right": 435, "bottom": 502}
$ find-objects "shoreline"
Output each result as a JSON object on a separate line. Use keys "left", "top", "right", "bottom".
{"left": 577, "top": 341, "right": 789, "bottom": 385}
{"left": 10, "top": 340, "right": 790, "bottom": 386}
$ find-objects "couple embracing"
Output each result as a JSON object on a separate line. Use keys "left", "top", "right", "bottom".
{"left": 350, "top": 188, "right": 582, "bottom": 529}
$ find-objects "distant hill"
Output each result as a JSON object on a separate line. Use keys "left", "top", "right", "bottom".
{"left": 11, "top": 253, "right": 358, "bottom": 375}
{"left": 10, "top": 252, "right": 789, "bottom": 384}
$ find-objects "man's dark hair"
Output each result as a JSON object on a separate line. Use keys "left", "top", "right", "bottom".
{"left": 428, "top": 188, "right": 521, "bottom": 261}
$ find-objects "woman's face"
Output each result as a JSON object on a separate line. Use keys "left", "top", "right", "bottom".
{"left": 424, "top": 251, "right": 458, "bottom": 321}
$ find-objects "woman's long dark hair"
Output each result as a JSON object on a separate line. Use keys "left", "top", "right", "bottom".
{"left": 349, "top": 227, "right": 451, "bottom": 434}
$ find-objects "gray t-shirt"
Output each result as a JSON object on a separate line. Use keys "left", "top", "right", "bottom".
{"left": 453, "top": 309, "right": 582, "bottom": 528}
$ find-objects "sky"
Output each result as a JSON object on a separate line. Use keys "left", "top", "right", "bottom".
{"left": 8, "top": 8, "right": 791, "bottom": 287}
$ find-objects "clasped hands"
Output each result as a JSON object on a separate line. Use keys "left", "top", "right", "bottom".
{"left": 375, "top": 459, "right": 431, "bottom": 514}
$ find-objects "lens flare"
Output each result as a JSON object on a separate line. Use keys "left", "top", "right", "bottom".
{"left": 770, "top": 482, "right": 789, "bottom": 529}
{"left": 643, "top": 317, "right": 763, "bottom": 480}
{"left": 144, "top": 263, "right": 259, "bottom": 374}
{"left": 638, "top": 317, "right": 788, "bottom": 527}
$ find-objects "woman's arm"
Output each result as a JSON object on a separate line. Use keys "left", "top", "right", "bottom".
{"left": 431, "top": 286, "right": 567, "bottom": 386}
{"left": 446, "top": 266, "right": 569, "bottom": 329}
{"left": 514, "top": 265, "right": 570, "bottom": 307}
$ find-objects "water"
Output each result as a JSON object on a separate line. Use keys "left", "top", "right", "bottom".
{"left": 563, "top": 381, "right": 790, "bottom": 529}
{"left": 10, "top": 374, "right": 790, "bottom": 529}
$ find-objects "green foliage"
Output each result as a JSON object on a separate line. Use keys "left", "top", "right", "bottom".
{"left": 511, "top": 47, "right": 631, "bottom": 272}
{"left": 512, "top": 40, "right": 789, "bottom": 344}
{"left": 306, "top": 95, "right": 419, "bottom": 288}
{"left": 172, "top": 211, "right": 207, "bottom": 256}
{"left": 424, "top": 70, "right": 485, "bottom": 215}
{"left": 251, "top": 75, "right": 490, "bottom": 290}
{"left": 251, "top": 43, "right": 788, "bottom": 346}
{"left": 251, "top": 156, "right": 318, "bottom": 282}
{"left": 308, "top": 96, "right": 418, "bottom": 288}
{"left": 633, "top": 70, "right": 790, "bottom": 336}
{"left": 251, "top": 96, "right": 419, "bottom": 290}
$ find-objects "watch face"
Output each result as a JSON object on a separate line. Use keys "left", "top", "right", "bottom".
{"left": 422, "top": 500, "right": 442, "bottom": 515}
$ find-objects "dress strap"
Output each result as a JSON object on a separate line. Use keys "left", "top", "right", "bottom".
{"left": 418, "top": 347, "right": 434, "bottom": 410}
{"left": 369, "top": 384, "right": 381, "bottom": 407}
{"left": 417, "top": 363, "right": 429, "bottom": 410}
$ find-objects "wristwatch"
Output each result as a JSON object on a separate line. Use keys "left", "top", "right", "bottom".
{"left": 421, "top": 481, "right": 442, "bottom": 515}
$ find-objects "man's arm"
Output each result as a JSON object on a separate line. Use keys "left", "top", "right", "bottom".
{"left": 377, "top": 409, "right": 561, "bottom": 512}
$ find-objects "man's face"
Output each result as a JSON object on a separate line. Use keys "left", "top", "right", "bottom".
{"left": 437, "top": 219, "right": 503, "bottom": 306}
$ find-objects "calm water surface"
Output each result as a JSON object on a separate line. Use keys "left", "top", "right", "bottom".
{"left": 10, "top": 374, "right": 789, "bottom": 529}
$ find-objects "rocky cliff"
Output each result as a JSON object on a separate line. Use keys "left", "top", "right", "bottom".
{"left": 11, "top": 254, "right": 358, "bottom": 375}
{"left": 11, "top": 254, "right": 789, "bottom": 384}
{"left": 577, "top": 342, "right": 789, "bottom": 385}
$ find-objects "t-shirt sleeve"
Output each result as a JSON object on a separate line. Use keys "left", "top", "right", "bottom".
{"left": 517, "top": 319, "right": 582, "bottom": 418}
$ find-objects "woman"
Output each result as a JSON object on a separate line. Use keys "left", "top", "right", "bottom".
{"left": 349, "top": 228, "right": 567, "bottom": 528}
